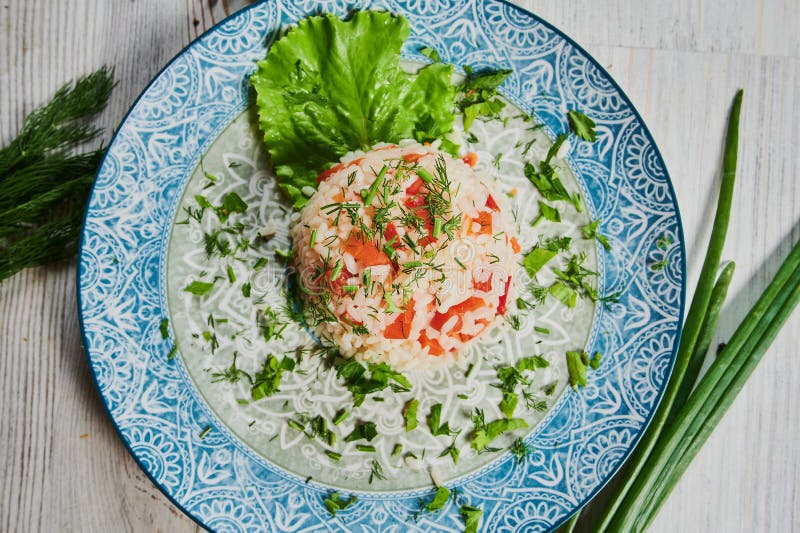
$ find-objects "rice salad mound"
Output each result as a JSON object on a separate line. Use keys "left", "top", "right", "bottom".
{"left": 290, "top": 142, "right": 522, "bottom": 369}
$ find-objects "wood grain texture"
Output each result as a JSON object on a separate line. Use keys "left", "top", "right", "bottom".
{"left": 1, "top": 1, "right": 798, "bottom": 531}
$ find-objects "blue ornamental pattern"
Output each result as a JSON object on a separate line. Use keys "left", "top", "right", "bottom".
{"left": 77, "top": 1, "right": 686, "bottom": 531}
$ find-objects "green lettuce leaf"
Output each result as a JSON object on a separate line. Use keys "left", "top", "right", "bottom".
{"left": 251, "top": 11, "right": 455, "bottom": 208}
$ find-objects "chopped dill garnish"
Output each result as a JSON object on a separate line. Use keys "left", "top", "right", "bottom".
{"left": 210, "top": 352, "right": 251, "bottom": 384}
{"left": 511, "top": 437, "right": 534, "bottom": 464}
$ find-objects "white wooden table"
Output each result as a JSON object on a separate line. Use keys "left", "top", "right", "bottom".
{"left": 1, "top": 1, "right": 798, "bottom": 531}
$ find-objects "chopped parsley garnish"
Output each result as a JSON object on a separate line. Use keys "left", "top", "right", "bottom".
{"left": 183, "top": 280, "right": 215, "bottom": 296}
{"left": 498, "top": 390, "right": 518, "bottom": 419}
{"left": 549, "top": 281, "right": 578, "bottom": 307}
{"left": 460, "top": 504, "right": 483, "bottom": 533}
{"left": 199, "top": 426, "right": 212, "bottom": 439}
{"left": 404, "top": 399, "right": 419, "bottom": 432}
{"left": 551, "top": 252, "right": 599, "bottom": 302}
{"left": 427, "top": 403, "right": 457, "bottom": 437}
{"left": 457, "top": 67, "right": 513, "bottom": 131}
{"left": 440, "top": 439, "right": 460, "bottom": 465}
{"left": 344, "top": 422, "right": 378, "bottom": 443}
{"left": 425, "top": 486, "right": 451, "bottom": 512}
{"left": 250, "top": 355, "right": 295, "bottom": 400}
{"left": 337, "top": 360, "right": 412, "bottom": 406}
{"left": 523, "top": 134, "right": 582, "bottom": 212}
{"left": 567, "top": 109, "right": 597, "bottom": 142}
{"left": 582, "top": 219, "right": 611, "bottom": 250}
{"left": 241, "top": 282, "right": 251, "bottom": 298}
{"left": 226, "top": 264, "right": 236, "bottom": 283}
{"left": 516, "top": 355, "right": 550, "bottom": 372}
{"left": 470, "top": 416, "right": 528, "bottom": 451}
{"left": 217, "top": 191, "right": 247, "bottom": 222}
{"left": 495, "top": 355, "right": 549, "bottom": 417}
{"left": 522, "top": 245, "right": 558, "bottom": 277}
{"left": 532, "top": 200, "right": 561, "bottom": 226}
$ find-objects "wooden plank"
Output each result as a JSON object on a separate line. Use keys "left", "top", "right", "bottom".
{"left": 522, "top": 0, "right": 800, "bottom": 58}
{"left": 0, "top": 1, "right": 798, "bottom": 531}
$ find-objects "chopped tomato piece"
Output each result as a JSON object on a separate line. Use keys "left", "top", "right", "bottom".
{"left": 447, "top": 296, "right": 486, "bottom": 316}
{"left": 317, "top": 163, "right": 345, "bottom": 183}
{"left": 316, "top": 158, "right": 363, "bottom": 182}
{"left": 469, "top": 211, "right": 493, "bottom": 235}
{"left": 405, "top": 177, "right": 426, "bottom": 197}
{"left": 485, "top": 194, "right": 499, "bottom": 211}
{"left": 343, "top": 234, "right": 392, "bottom": 267}
{"left": 403, "top": 152, "right": 428, "bottom": 163}
{"left": 497, "top": 276, "right": 512, "bottom": 315}
{"left": 341, "top": 312, "right": 361, "bottom": 327}
{"left": 430, "top": 312, "right": 461, "bottom": 332}
{"left": 374, "top": 144, "right": 399, "bottom": 151}
{"left": 462, "top": 152, "right": 478, "bottom": 167}
{"left": 418, "top": 233, "right": 437, "bottom": 247}
{"left": 419, "top": 332, "right": 445, "bottom": 356}
{"left": 384, "top": 301, "right": 415, "bottom": 339}
{"left": 472, "top": 273, "right": 494, "bottom": 292}
{"left": 510, "top": 237, "right": 521, "bottom": 254}
{"left": 327, "top": 266, "right": 353, "bottom": 294}
{"left": 459, "top": 319, "right": 490, "bottom": 342}
{"left": 383, "top": 222, "right": 403, "bottom": 249}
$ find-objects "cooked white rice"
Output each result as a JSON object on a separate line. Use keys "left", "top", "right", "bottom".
{"left": 290, "top": 143, "right": 521, "bottom": 369}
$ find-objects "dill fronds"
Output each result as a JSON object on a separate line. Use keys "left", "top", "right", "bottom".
{"left": 0, "top": 66, "right": 115, "bottom": 281}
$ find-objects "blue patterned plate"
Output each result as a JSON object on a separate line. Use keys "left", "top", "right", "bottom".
{"left": 77, "top": 1, "right": 685, "bottom": 531}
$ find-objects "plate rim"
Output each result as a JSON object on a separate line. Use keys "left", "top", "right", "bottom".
{"left": 76, "top": 0, "right": 687, "bottom": 530}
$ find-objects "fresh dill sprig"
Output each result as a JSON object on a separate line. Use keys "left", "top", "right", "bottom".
{"left": 0, "top": 66, "right": 115, "bottom": 281}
